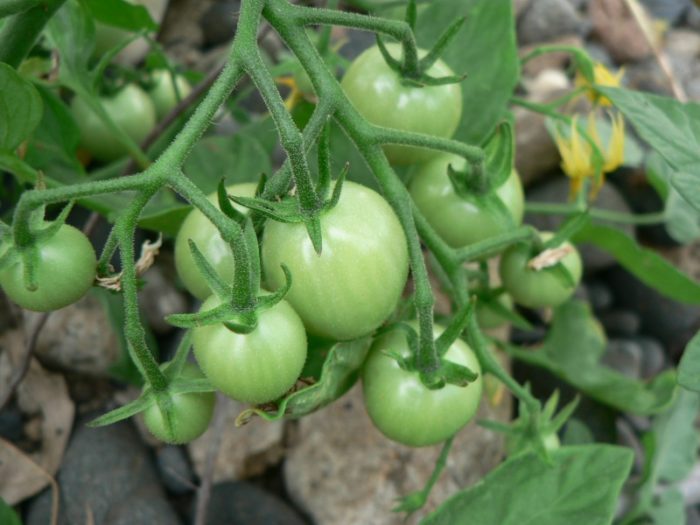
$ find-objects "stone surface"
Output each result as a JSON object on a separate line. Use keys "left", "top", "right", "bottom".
{"left": 25, "top": 419, "right": 179, "bottom": 525}
{"left": 204, "top": 481, "right": 307, "bottom": 525}
{"left": 634, "top": 336, "right": 667, "bottom": 378}
{"left": 514, "top": 106, "right": 560, "bottom": 185}
{"left": 639, "top": 0, "right": 690, "bottom": 24}
{"left": 283, "top": 383, "right": 510, "bottom": 525}
{"left": 602, "top": 339, "right": 643, "bottom": 378}
{"left": 524, "top": 178, "right": 635, "bottom": 272}
{"left": 665, "top": 29, "right": 700, "bottom": 101}
{"left": 598, "top": 309, "right": 642, "bottom": 337}
{"left": 604, "top": 260, "right": 700, "bottom": 357}
{"left": 140, "top": 265, "right": 188, "bottom": 335}
{"left": 189, "top": 395, "right": 285, "bottom": 483}
{"left": 586, "top": 279, "right": 614, "bottom": 311}
{"left": 0, "top": 406, "right": 23, "bottom": 442}
{"left": 518, "top": 0, "right": 589, "bottom": 45}
{"left": 589, "top": 0, "right": 654, "bottom": 63}
{"left": 200, "top": 0, "right": 240, "bottom": 48}
{"left": 23, "top": 292, "right": 121, "bottom": 377}
{"left": 157, "top": 445, "right": 196, "bottom": 494}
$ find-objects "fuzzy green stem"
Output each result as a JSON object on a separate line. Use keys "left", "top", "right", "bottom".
{"left": 525, "top": 202, "right": 666, "bottom": 225}
{"left": 0, "top": 0, "right": 66, "bottom": 67}
{"left": 455, "top": 226, "right": 536, "bottom": 262}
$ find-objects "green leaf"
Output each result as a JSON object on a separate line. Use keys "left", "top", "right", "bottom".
{"left": 648, "top": 388, "right": 699, "bottom": 483}
{"left": 0, "top": 62, "right": 43, "bottom": 151}
{"left": 88, "top": 393, "right": 153, "bottom": 427}
{"left": 416, "top": 0, "right": 518, "bottom": 144}
{"left": 679, "top": 331, "right": 700, "bottom": 392}
{"left": 0, "top": 498, "right": 21, "bottom": 525}
{"left": 507, "top": 300, "right": 677, "bottom": 415}
{"left": 646, "top": 152, "right": 700, "bottom": 244}
{"left": 85, "top": 0, "right": 157, "bottom": 32}
{"left": 184, "top": 133, "right": 272, "bottom": 195}
{"left": 574, "top": 223, "right": 700, "bottom": 304}
{"left": 236, "top": 337, "right": 371, "bottom": 424}
{"left": 599, "top": 87, "right": 700, "bottom": 211}
{"left": 482, "top": 120, "right": 513, "bottom": 188}
{"left": 647, "top": 489, "right": 685, "bottom": 525}
{"left": 421, "top": 445, "right": 633, "bottom": 525}
{"left": 46, "top": 0, "right": 95, "bottom": 93}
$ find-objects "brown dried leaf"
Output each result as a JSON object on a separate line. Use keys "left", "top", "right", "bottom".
{"left": 527, "top": 245, "right": 574, "bottom": 271}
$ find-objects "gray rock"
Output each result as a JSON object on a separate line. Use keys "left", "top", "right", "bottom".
{"left": 639, "top": 0, "right": 689, "bottom": 24}
{"left": 587, "top": 280, "right": 614, "bottom": 311}
{"left": 633, "top": 336, "right": 667, "bottom": 378}
{"left": 204, "top": 481, "right": 306, "bottom": 525}
{"left": 25, "top": 419, "right": 180, "bottom": 525}
{"left": 589, "top": 0, "right": 654, "bottom": 63}
{"left": 518, "top": 0, "right": 589, "bottom": 45}
{"left": 604, "top": 265, "right": 700, "bottom": 357}
{"left": 599, "top": 309, "right": 642, "bottom": 337}
{"left": 624, "top": 59, "right": 673, "bottom": 96}
{"left": 584, "top": 41, "right": 614, "bottom": 67}
{"left": 687, "top": 505, "right": 700, "bottom": 525}
{"left": 200, "top": 0, "right": 240, "bottom": 48}
{"left": 687, "top": 5, "right": 700, "bottom": 29}
{"left": 514, "top": 106, "right": 561, "bottom": 186}
{"left": 157, "top": 445, "right": 196, "bottom": 495}
{"left": 23, "top": 292, "right": 121, "bottom": 377}
{"left": 524, "top": 178, "right": 635, "bottom": 272}
{"left": 0, "top": 406, "right": 23, "bottom": 442}
{"left": 140, "top": 266, "right": 188, "bottom": 335}
{"left": 284, "top": 384, "right": 510, "bottom": 525}
{"left": 602, "top": 339, "right": 643, "bottom": 378}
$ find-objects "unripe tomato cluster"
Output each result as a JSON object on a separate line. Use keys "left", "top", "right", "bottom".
{"left": 0, "top": 44, "right": 583, "bottom": 448}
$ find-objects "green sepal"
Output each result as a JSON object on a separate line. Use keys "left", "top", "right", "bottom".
{"left": 375, "top": 34, "right": 403, "bottom": 72}
{"left": 417, "top": 16, "right": 466, "bottom": 72}
{"left": 380, "top": 349, "right": 414, "bottom": 371}
{"left": 235, "top": 337, "right": 372, "bottom": 424}
{"left": 316, "top": 121, "right": 332, "bottom": 198}
{"left": 243, "top": 217, "right": 261, "bottom": 291}
{"left": 167, "top": 377, "right": 216, "bottom": 395}
{"left": 229, "top": 194, "right": 302, "bottom": 223}
{"left": 162, "top": 330, "right": 193, "bottom": 379}
{"left": 217, "top": 179, "right": 246, "bottom": 224}
{"left": 547, "top": 262, "right": 577, "bottom": 290}
{"left": 33, "top": 201, "right": 75, "bottom": 243}
{"left": 304, "top": 215, "right": 323, "bottom": 254}
{"left": 257, "top": 264, "right": 292, "bottom": 310}
{"left": 482, "top": 120, "right": 514, "bottom": 189}
{"left": 323, "top": 161, "right": 348, "bottom": 212}
{"left": 166, "top": 301, "right": 246, "bottom": 329}
{"left": 0, "top": 243, "right": 19, "bottom": 273}
{"left": 87, "top": 392, "right": 154, "bottom": 427}
{"left": 223, "top": 309, "right": 258, "bottom": 334}
{"left": 430, "top": 357, "right": 479, "bottom": 388}
{"left": 187, "top": 238, "right": 229, "bottom": 299}
{"left": 435, "top": 299, "right": 472, "bottom": 357}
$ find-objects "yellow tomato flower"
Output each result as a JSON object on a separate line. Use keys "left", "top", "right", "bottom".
{"left": 275, "top": 76, "right": 304, "bottom": 111}
{"left": 553, "top": 116, "right": 595, "bottom": 198}
{"left": 575, "top": 62, "right": 625, "bottom": 107}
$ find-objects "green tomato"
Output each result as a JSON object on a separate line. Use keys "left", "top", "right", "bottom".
{"left": 143, "top": 363, "right": 215, "bottom": 444}
{"left": 362, "top": 322, "right": 483, "bottom": 447}
{"left": 261, "top": 181, "right": 409, "bottom": 341}
{"left": 0, "top": 224, "right": 96, "bottom": 312}
{"left": 499, "top": 234, "right": 583, "bottom": 309}
{"left": 192, "top": 295, "right": 308, "bottom": 404}
{"left": 340, "top": 44, "right": 462, "bottom": 166}
{"left": 410, "top": 154, "right": 524, "bottom": 249}
{"left": 71, "top": 84, "right": 156, "bottom": 162}
{"left": 148, "top": 70, "right": 192, "bottom": 119}
{"left": 476, "top": 293, "right": 514, "bottom": 330}
{"left": 174, "top": 183, "right": 257, "bottom": 300}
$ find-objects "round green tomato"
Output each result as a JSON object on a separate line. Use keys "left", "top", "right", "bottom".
{"left": 261, "top": 181, "right": 409, "bottom": 341}
{"left": 174, "top": 183, "right": 256, "bottom": 300}
{"left": 362, "top": 322, "right": 483, "bottom": 447}
{"left": 143, "top": 363, "right": 215, "bottom": 444}
{"left": 71, "top": 84, "right": 156, "bottom": 163}
{"left": 192, "top": 295, "right": 307, "bottom": 404}
{"left": 499, "top": 234, "right": 583, "bottom": 309}
{"left": 340, "top": 44, "right": 462, "bottom": 166}
{"left": 506, "top": 430, "right": 560, "bottom": 457}
{"left": 148, "top": 70, "right": 192, "bottom": 119}
{"left": 410, "top": 154, "right": 524, "bottom": 249}
{"left": 0, "top": 224, "right": 96, "bottom": 312}
{"left": 476, "top": 293, "right": 514, "bottom": 330}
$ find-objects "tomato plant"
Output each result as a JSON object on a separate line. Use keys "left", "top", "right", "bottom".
{"left": 148, "top": 70, "right": 192, "bottom": 119}
{"left": 174, "top": 182, "right": 256, "bottom": 300}
{"left": 0, "top": 224, "right": 96, "bottom": 312}
{"left": 410, "top": 154, "right": 524, "bottom": 248}
{"left": 261, "top": 180, "right": 409, "bottom": 341}
{"left": 499, "top": 235, "right": 583, "bottom": 309}
{"left": 142, "top": 362, "right": 215, "bottom": 444}
{"left": 341, "top": 44, "right": 462, "bottom": 165}
{"left": 70, "top": 83, "right": 156, "bottom": 162}
{"left": 362, "top": 323, "right": 483, "bottom": 447}
{"left": 192, "top": 295, "right": 307, "bottom": 404}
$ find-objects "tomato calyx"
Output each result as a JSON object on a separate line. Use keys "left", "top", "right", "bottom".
{"left": 230, "top": 161, "right": 349, "bottom": 255}
{"left": 482, "top": 391, "right": 577, "bottom": 460}
{"left": 375, "top": 1, "right": 466, "bottom": 87}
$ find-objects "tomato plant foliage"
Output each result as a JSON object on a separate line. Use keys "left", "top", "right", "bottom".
{"left": 1, "top": 0, "right": 700, "bottom": 523}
